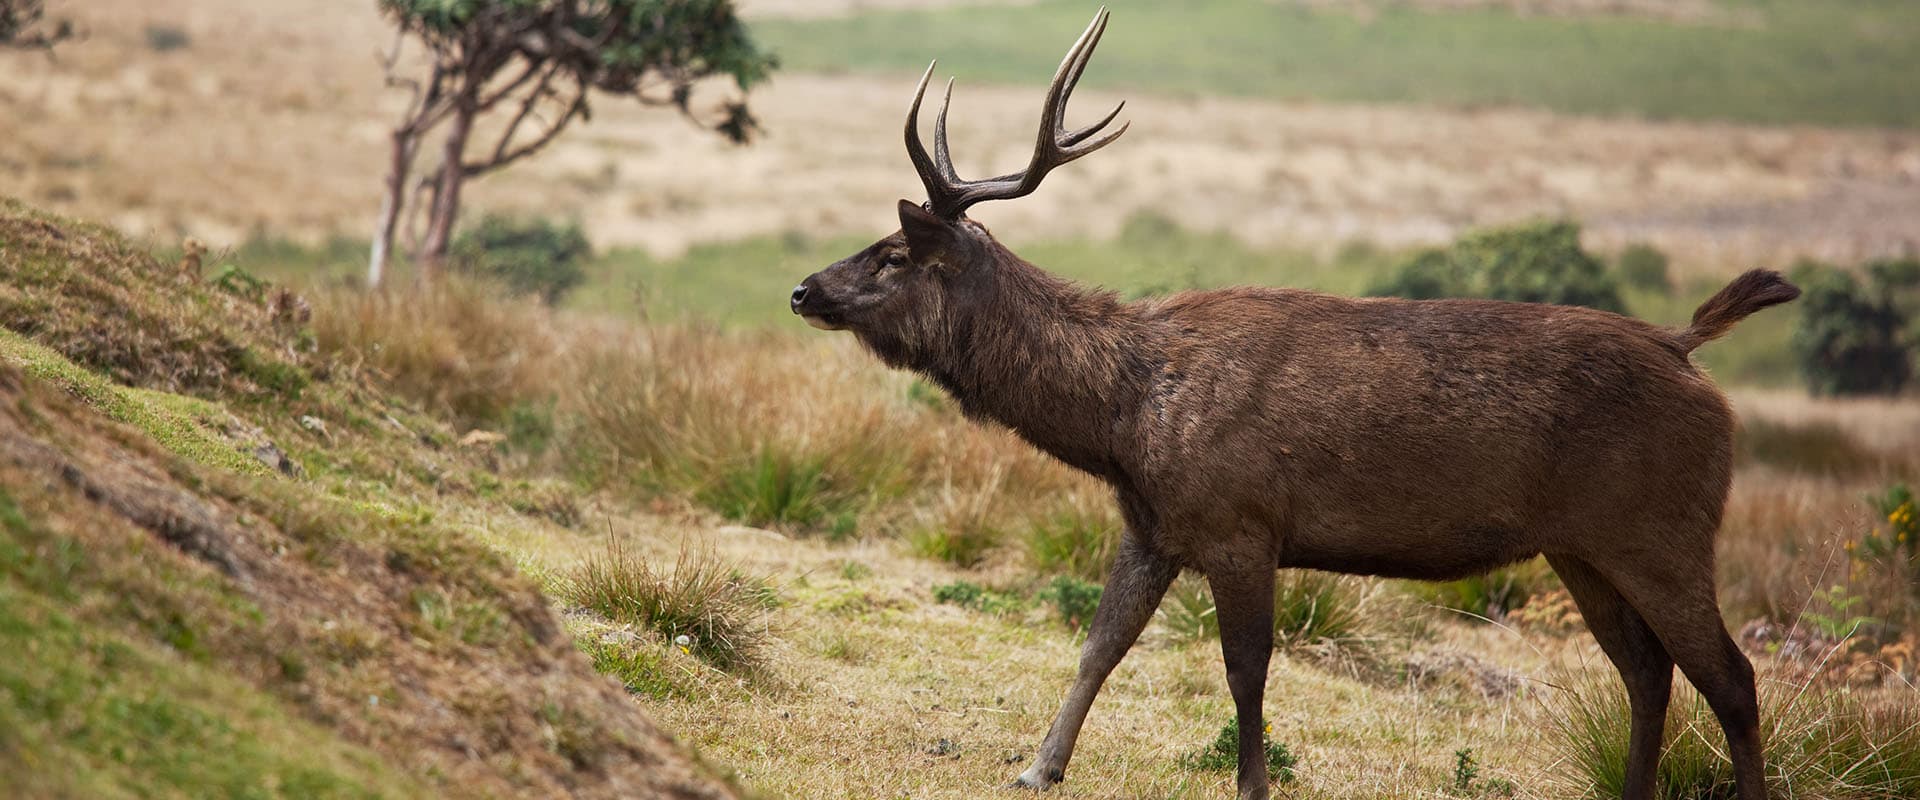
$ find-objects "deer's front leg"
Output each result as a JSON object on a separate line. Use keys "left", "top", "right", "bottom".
{"left": 1015, "top": 538, "right": 1178, "bottom": 789}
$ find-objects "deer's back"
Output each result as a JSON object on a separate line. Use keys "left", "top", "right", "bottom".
{"left": 1127, "top": 288, "right": 1735, "bottom": 577}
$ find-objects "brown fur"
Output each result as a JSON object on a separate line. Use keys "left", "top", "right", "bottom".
{"left": 793, "top": 201, "right": 1795, "bottom": 799}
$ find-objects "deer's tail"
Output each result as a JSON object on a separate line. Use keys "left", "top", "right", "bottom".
{"left": 1672, "top": 269, "right": 1801, "bottom": 353}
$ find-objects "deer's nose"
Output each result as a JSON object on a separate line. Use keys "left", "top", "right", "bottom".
{"left": 789, "top": 283, "right": 810, "bottom": 313}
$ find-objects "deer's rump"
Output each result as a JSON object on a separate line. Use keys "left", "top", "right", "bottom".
{"left": 1133, "top": 288, "right": 1734, "bottom": 579}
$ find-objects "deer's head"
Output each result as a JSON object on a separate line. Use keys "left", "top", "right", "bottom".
{"left": 789, "top": 8, "right": 1128, "bottom": 358}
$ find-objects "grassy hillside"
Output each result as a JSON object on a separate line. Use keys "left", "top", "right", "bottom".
{"left": 0, "top": 200, "right": 739, "bottom": 799}
{"left": 757, "top": 0, "right": 1920, "bottom": 128}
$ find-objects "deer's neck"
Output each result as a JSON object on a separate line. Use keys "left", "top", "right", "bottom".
{"left": 917, "top": 263, "right": 1150, "bottom": 481}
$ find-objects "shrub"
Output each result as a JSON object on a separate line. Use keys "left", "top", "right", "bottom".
{"left": 450, "top": 215, "right": 590, "bottom": 304}
{"left": 564, "top": 542, "right": 770, "bottom": 674}
{"left": 1615, "top": 243, "right": 1672, "bottom": 292}
{"left": 1791, "top": 262, "right": 1917, "bottom": 396}
{"left": 1039, "top": 576, "right": 1103, "bottom": 631}
{"left": 1368, "top": 220, "right": 1625, "bottom": 313}
{"left": 1856, "top": 484, "right": 1917, "bottom": 569}
{"left": 1180, "top": 719, "right": 1297, "bottom": 782}
{"left": 931, "top": 580, "right": 1022, "bottom": 615}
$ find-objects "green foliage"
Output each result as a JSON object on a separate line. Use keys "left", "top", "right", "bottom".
{"left": 930, "top": 580, "right": 1023, "bottom": 615}
{"left": 1039, "top": 576, "right": 1103, "bottom": 632}
{"left": 758, "top": 0, "right": 1920, "bottom": 129}
{"left": 1855, "top": 484, "right": 1917, "bottom": 569}
{"left": 1614, "top": 244, "right": 1671, "bottom": 293}
{"left": 1800, "top": 584, "right": 1875, "bottom": 642}
{"left": 1180, "top": 719, "right": 1297, "bottom": 783}
{"left": 1369, "top": 221, "right": 1624, "bottom": 313}
{"left": 564, "top": 543, "right": 770, "bottom": 673}
{"left": 451, "top": 215, "right": 591, "bottom": 304}
{"left": 1453, "top": 748, "right": 1479, "bottom": 793}
{"left": 1791, "top": 261, "right": 1918, "bottom": 396}
{"left": 379, "top": 0, "right": 774, "bottom": 139}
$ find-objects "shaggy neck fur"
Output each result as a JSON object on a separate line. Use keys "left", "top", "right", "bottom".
{"left": 861, "top": 240, "right": 1155, "bottom": 480}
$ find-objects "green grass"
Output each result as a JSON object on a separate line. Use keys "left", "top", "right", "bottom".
{"left": 757, "top": 0, "right": 1920, "bottom": 129}
{"left": 0, "top": 490, "right": 420, "bottom": 799}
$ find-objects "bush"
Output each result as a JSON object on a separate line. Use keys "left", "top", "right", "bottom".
{"left": 1039, "top": 576, "right": 1103, "bottom": 631}
{"left": 1615, "top": 243, "right": 1671, "bottom": 292}
{"left": 1368, "top": 220, "right": 1625, "bottom": 313}
{"left": 1791, "top": 261, "right": 1917, "bottom": 396}
{"left": 451, "top": 215, "right": 590, "bottom": 304}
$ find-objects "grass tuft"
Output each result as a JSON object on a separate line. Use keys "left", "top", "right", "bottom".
{"left": 564, "top": 541, "right": 771, "bottom": 674}
{"left": 1548, "top": 671, "right": 1920, "bottom": 799}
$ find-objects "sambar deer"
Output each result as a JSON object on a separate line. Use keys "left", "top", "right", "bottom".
{"left": 790, "top": 9, "right": 1796, "bottom": 799}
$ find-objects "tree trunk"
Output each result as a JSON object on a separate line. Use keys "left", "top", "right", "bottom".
{"left": 368, "top": 127, "right": 418, "bottom": 289}
{"left": 417, "top": 104, "right": 475, "bottom": 281}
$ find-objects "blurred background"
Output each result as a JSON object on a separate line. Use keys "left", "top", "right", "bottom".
{"left": 3, "top": 2, "right": 1918, "bottom": 798}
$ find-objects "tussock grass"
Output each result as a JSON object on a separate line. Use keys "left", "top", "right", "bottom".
{"left": 564, "top": 540, "right": 772, "bottom": 674}
{"left": 1548, "top": 670, "right": 1920, "bottom": 800}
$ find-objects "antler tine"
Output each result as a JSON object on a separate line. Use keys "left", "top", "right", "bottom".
{"left": 904, "top": 61, "right": 955, "bottom": 211}
{"left": 933, "top": 78, "right": 959, "bottom": 181}
{"left": 903, "top": 7, "right": 1127, "bottom": 218}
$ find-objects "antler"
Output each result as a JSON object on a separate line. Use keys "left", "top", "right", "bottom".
{"left": 906, "top": 6, "right": 1129, "bottom": 219}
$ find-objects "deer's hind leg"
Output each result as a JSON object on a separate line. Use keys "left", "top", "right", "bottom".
{"left": 1546, "top": 554, "right": 1674, "bottom": 800}
{"left": 1594, "top": 549, "right": 1766, "bottom": 800}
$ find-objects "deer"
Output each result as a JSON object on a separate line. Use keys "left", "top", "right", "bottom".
{"left": 788, "top": 9, "right": 1796, "bottom": 799}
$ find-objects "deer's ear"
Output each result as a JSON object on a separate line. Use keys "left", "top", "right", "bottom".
{"left": 898, "top": 199, "right": 958, "bottom": 262}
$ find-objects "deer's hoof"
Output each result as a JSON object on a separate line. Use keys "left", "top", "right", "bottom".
{"left": 1011, "top": 766, "right": 1063, "bottom": 791}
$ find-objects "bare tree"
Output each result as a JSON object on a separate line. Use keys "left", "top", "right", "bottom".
{"left": 370, "top": 0, "right": 773, "bottom": 287}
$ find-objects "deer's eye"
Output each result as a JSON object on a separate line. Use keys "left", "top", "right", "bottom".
{"left": 880, "top": 252, "right": 908, "bottom": 270}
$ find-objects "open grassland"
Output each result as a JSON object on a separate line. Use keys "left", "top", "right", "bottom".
{"left": 4, "top": 0, "right": 1918, "bottom": 270}
{"left": 758, "top": 0, "right": 1920, "bottom": 129}
{"left": 5, "top": 198, "right": 1919, "bottom": 796}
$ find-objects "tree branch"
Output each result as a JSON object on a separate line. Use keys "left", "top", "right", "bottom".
{"left": 464, "top": 84, "right": 587, "bottom": 178}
